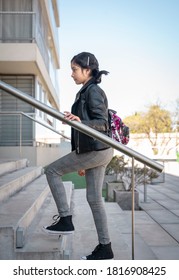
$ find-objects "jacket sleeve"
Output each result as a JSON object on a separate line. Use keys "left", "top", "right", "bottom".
{"left": 81, "top": 85, "right": 108, "bottom": 132}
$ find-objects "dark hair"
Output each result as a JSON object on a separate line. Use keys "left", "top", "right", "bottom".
{"left": 71, "top": 52, "right": 109, "bottom": 84}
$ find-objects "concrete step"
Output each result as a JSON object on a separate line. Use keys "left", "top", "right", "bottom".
{"left": 0, "top": 166, "right": 42, "bottom": 202}
{"left": 0, "top": 159, "right": 74, "bottom": 260}
{"left": 0, "top": 158, "right": 28, "bottom": 176}
{"left": 70, "top": 189, "right": 131, "bottom": 260}
{"left": 70, "top": 189, "right": 161, "bottom": 260}
{"left": 15, "top": 182, "right": 74, "bottom": 260}
{"left": 0, "top": 175, "right": 50, "bottom": 258}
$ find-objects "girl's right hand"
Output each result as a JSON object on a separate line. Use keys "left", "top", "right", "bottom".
{"left": 78, "top": 170, "right": 85, "bottom": 176}
{"left": 63, "top": 111, "right": 81, "bottom": 122}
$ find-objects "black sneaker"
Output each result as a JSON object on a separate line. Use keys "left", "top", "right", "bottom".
{"left": 43, "top": 215, "right": 74, "bottom": 235}
{"left": 81, "top": 243, "right": 114, "bottom": 260}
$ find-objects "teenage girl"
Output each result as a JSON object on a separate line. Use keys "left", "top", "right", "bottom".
{"left": 43, "top": 52, "right": 114, "bottom": 260}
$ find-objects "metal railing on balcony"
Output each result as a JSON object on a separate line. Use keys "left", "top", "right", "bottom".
{"left": 0, "top": 80, "right": 164, "bottom": 260}
{"left": 0, "top": 11, "right": 35, "bottom": 42}
{"left": 0, "top": 11, "right": 54, "bottom": 76}
{"left": 0, "top": 11, "right": 49, "bottom": 69}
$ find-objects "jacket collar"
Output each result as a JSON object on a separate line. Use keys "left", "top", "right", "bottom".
{"left": 75, "top": 78, "right": 95, "bottom": 101}
{"left": 78, "top": 78, "right": 95, "bottom": 94}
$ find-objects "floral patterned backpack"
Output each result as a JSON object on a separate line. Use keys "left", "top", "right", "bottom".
{"left": 108, "top": 109, "right": 129, "bottom": 145}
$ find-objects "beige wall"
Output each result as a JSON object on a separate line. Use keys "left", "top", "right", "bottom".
{"left": 0, "top": 141, "right": 71, "bottom": 167}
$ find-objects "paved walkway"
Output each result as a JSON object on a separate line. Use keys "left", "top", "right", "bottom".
{"left": 136, "top": 172, "right": 179, "bottom": 259}
{"left": 71, "top": 172, "right": 179, "bottom": 260}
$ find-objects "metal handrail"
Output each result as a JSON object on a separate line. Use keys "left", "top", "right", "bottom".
{"left": 0, "top": 111, "right": 70, "bottom": 140}
{"left": 0, "top": 80, "right": 164, "bottom": 260}
{"left": 0, "top": 81, "right": 163, "bottom": 172}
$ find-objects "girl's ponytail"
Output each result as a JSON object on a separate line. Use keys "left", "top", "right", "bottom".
{"left": 93, "top": 70, "right": 109, "bottom": 84}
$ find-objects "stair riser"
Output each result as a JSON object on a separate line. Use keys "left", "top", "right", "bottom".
{"left": 16, "top": 186, "right": 50, "bottom": 248}
{"left": 0, "top": 167, "right": 42, "bottom": 202}
{"left": 0, "top": 227, "right": 15, "bottom": 260}
{"left": 0, "top": 159, "right": 28, "bottom": 176}
{"left": 15, "top": 251, "right": 64, "bottom": 260}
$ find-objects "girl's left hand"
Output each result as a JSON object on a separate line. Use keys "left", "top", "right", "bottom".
{"left": 63, "top": 111, "right": 81, "bottom": 122}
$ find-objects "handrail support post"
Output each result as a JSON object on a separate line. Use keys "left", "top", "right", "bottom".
{"left": 144, "top": 164, "right": 147, "bottom": 202}
{"left": 131, "top": 157, "right": 135, "bottom": 260}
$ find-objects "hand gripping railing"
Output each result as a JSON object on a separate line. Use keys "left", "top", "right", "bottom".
{"left": 0, "top": 80, "right": 163, "bottom": 259}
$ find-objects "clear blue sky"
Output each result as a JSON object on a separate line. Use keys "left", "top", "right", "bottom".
{"left": 58, "top": 0, "right": 179, "bottom": 135}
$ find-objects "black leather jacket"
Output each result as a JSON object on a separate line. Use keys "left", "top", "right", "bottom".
{"left": 71, "top": 79, "right": 110, "bottom": 154}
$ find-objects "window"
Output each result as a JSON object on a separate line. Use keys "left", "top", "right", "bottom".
{"left": 0, "top": 75, "right": 34, "bottom": 146}
{"left": 0, "top": 0, "right": 33, "bottom": 42}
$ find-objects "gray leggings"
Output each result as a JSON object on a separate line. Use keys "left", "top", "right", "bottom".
{"left": 45, "top": 148, "right": 113, "bottom": 244}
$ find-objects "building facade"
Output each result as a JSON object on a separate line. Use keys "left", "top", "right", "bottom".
{"left": 0, "top": 0, "right": 68, "bottom": 166}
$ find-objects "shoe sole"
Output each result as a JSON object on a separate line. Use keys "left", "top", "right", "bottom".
{"left": 42, "top": 226, "right": 74, "bottom": 235}
{"left": 81, "top": 256, "right": 114, "bottom": 260}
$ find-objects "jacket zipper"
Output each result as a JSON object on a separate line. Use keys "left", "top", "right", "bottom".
{"left": 76, "top": 132, "right": 80, "bottom": 154}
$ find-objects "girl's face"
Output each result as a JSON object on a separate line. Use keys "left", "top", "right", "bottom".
{"left": 71, "top": 62, "right": 91, "bottom": 85}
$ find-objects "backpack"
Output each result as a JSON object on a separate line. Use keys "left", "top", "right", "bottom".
{"left": 108, "top": 109, "right": 129, "bottom": 145}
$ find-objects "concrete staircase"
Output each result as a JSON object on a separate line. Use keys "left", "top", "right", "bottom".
{"left": 0, "top": 159, "right": 73, "bottom": 260}
{"left": 1, "top": 159, "right": 178, "bottom": 260}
